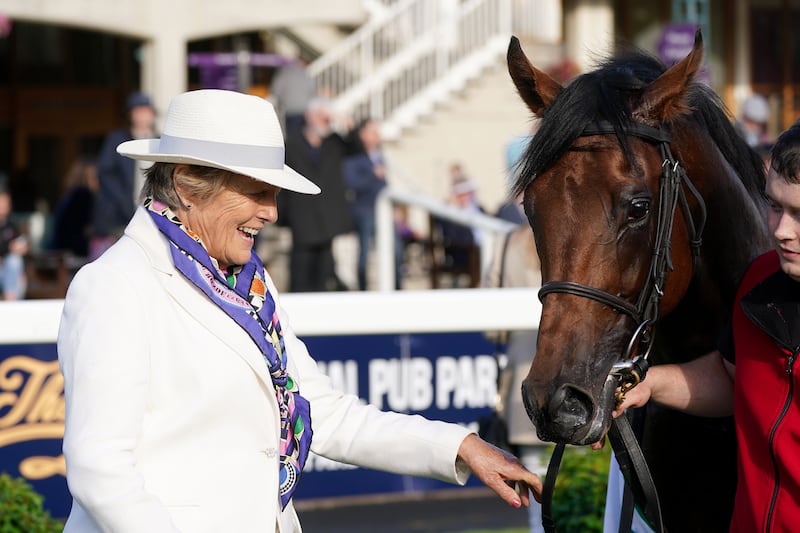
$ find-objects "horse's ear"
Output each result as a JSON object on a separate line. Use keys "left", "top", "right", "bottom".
{"left": 507, "top": 36, "right": 563, "bottom": 115}
{"left": 636, "top": 29, "right": 704, "bottom": 123}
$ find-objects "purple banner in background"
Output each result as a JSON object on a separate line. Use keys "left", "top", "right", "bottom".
{"left": 656, "top": 23, "right": 710, "bottom": 84}
{"left": 188, "top": 52, "right": 294, "bottom": 91}
{"left": 657, "top": 23, "right": 698, "bottom": 65}
{"left": 196, "top": 64, "right": 239, "bottom": 91}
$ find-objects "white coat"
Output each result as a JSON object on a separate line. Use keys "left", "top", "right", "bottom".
{"left": 58, "top": 208, "right": 472, "bottom": 533}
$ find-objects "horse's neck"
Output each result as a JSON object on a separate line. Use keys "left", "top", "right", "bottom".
{"left": 694, "top": 144, "right": 770, "bottom": 291}
{"left": 658, "top": 140, "right": 771, "bottom": 362}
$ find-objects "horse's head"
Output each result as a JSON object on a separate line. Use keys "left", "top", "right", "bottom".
{"left": 507, "top": 32, "right": 711, "bottom": 445}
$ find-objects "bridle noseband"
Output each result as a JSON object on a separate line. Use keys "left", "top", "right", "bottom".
{"left": 537, "top": 120, "right": 707, "bottom": 400}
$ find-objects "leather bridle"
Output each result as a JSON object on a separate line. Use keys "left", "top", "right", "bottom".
{"left": 537, "top": 120, "right": 707, "bottom": 399}
{"left": 538, "top": 120, "right": 707, "bottom": 533}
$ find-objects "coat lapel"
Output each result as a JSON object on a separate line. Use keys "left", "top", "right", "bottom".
{"left": 125, "top": 208, "right": 276, "bottom": 390}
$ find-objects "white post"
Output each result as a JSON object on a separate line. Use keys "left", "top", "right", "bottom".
{"left": 375, "top": 187, "right": 518, "bottom": 292}
{"left": 479, "top": 232, "right": 497, "bottom": 278}
{"left": 731, "top": 0, "right": 751, "bottom": 110}
{"left": 498, "top": 0, "right": 512, "bottom": 36}
{"left": 375, "top": 190, "right": 396, "bottom": 291}
{"left": 564, "top": 0, "right": 614, "bottom": 73}
{"left": 140, "top": 33, "right": 187, "bottom": 126}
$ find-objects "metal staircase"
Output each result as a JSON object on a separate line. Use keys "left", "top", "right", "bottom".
{"left": 308, "top": 0, "right": 556, "bottom": 140}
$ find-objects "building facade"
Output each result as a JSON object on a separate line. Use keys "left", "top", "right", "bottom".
{"left": 0, "top": 0, "right": 796, "bottom": 223}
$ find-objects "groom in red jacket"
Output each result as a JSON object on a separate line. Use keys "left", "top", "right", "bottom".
{"left": 616, "top": 120, "right": 800, "bottom": 532}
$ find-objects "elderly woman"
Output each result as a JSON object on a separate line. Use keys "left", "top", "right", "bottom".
{"left": 58, "top": 89, "right": 541, "bottom": 533}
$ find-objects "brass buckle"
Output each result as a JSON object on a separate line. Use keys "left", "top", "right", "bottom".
{"left": 614, "top": 365, "right": 644, "bottom": 408}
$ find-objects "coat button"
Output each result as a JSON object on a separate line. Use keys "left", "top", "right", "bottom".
{"left": 262, "top": 447, "right": 277, "bottom": 457}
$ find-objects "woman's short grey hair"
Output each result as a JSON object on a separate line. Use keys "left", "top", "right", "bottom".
{"left": 142, "top": 163, "right": 231, "bottom": 209}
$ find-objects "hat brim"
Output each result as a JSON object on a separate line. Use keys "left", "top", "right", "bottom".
{"left": 117, "top": 139, "right": 320, "bottom": 195}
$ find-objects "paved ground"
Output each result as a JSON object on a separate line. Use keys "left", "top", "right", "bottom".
{"left": 295, "top": 488, "right": 529, "bottom": 533}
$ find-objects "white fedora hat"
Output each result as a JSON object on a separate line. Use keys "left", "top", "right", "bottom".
{"left": 117, "top": 89, "right": 320, "bottom": 195}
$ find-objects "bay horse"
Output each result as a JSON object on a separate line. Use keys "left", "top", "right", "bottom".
{"left": 507, "top": 32, "right": 771, "bottom": 532}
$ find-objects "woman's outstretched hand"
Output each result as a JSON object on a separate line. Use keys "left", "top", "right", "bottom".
{"left": 456, "top": 434, "right": 543, "bottom": 508}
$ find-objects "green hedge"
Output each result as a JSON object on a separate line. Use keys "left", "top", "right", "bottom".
{"left": 0, "top": 473, "right": 63, "bottom": 533}
{"left": 550, "top": 445, "right": 612, "bottom": 533}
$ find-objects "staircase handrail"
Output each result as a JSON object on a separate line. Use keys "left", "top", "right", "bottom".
{"left": 307, "top": 0, "right": 416, "bottom": 72}
{"left": 374, "top": 185, "right": 519, "bottom": 292}
{"left": 308, "top": 0, "right": 513, "bottom": 134}
{"left": 307, "top": 0, "right": 431, "bottom": 95}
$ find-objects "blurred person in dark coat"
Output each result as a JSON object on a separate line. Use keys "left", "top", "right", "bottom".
{"left": 432, "top": 171, "right": 486, "bottom": 287}
{"left": 343, "top": 118, "right": 388, "bottom": 290}
{"left": 90, "top": 91, "right": 156, "bottom": 260}
{"left": 49, "top": 157, "right": 98, "bottom": 257}
{"left": 280, "top": 98, "right": 355, "bottom": 292}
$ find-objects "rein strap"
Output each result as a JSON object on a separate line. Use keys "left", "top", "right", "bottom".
{"left": 540, "top": 415, "right": 666, "bottom": 533}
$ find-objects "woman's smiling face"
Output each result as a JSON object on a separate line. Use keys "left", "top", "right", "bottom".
{"left": 177, "top": 168, "right": 280, "bottom": 271}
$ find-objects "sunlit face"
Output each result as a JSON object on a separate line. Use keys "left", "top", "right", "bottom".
{"left": 765, "top": 168, "right": 800, "bottom": 282}
{"left": 453, "top": 190, "right": 475, "bottom": 208}
{"left": 130, "top": 105, "right": 156, "bottom": 132}
{"left": 305, "top": 106, "right": 331, "bottom": 137}
{"left": 359, "top": 120, "right": 381, "bottom": 151}
{"left": 179, "top": 172, "right": 279, "bottom": 271}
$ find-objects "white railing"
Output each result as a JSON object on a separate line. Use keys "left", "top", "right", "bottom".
{"left": 374, "top": 186, "right": 519, "bottom": 292}
{"left": 309, "top": 0, "right": 520, "bottom": 139}
{"left": 0, "top": 288, "right": 540, "bottom": 343}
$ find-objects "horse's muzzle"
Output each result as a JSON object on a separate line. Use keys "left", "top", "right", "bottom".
{"left": 549, "top": 384, "right": 593, "bottom": 431}
{"left": 523, "top": 379, "right": 616, "bottom": 445}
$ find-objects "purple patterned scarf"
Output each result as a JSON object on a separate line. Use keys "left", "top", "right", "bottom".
{"left": 146, "top": 198, "right": 312, "bottom": 509}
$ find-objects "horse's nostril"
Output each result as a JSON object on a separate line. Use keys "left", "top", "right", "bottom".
{"left": 549, "top": 384, "right": 593, "bottom": 430}
{"left": 521, "top": 382, "right": 536, "bottom": 420}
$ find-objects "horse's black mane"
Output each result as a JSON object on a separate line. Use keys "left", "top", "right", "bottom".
{"left": 512, "top": 49, "right": 765, "bottom": 200}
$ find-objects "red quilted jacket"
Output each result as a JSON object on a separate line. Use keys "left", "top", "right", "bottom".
{"left": 730, "top": 251, "right": 800, "bottom": 533}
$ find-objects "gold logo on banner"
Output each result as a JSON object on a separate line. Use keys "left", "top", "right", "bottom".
{"left": 0, "top": 355, "right": 66, "bottom": 479}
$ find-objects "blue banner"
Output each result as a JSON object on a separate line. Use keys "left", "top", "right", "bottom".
{"left": 0, "top": 344, "right": 68, "bottom": 517}
{"left": 0, "top": 333, "right": 497, "bottom": 517}
{"left": 296, "top": 332, "right": 497, "bottom": 500}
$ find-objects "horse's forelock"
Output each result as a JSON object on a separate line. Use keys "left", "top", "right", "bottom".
{"left": 512, "top": 54, "right": 664, "bottom": 198}
{"left": 511, "top": 76, "right": 596, "bottom": 198}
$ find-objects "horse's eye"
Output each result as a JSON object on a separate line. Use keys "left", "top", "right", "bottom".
{"left": 628, "top": 199, "right": 650, "bottom": 221}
